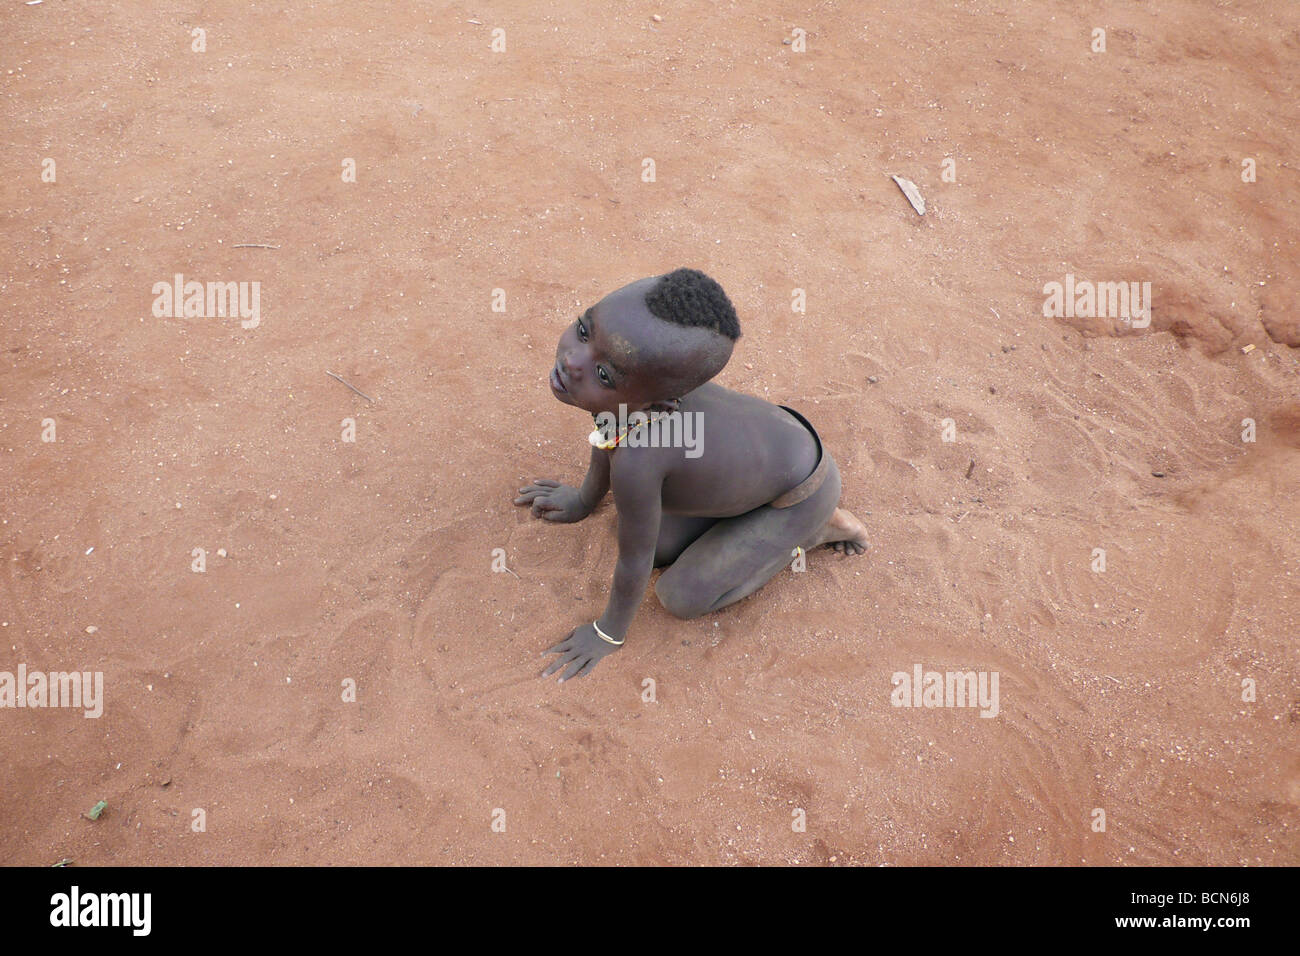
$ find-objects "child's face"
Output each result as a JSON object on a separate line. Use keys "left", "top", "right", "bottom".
{"left": 550, "top": 277, "right": 671, "bottom": 414}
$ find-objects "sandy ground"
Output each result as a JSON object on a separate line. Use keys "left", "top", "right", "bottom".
{"left": 1, "top": 1, "right": 1297, "bottom": 866}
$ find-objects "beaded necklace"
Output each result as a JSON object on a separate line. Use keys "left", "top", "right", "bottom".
{"left": 589, "top": 412, "right": 669, "bottom": 450}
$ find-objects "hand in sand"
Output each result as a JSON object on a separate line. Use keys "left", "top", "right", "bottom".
{"left": 513, "top": 479, "right": 590, "bottom": 522}
{"left": 541, "top": 622, "right": 620, "bottom": 681}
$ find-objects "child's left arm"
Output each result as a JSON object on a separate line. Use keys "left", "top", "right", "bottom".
{"left": 541, "top": 454, "right": 664, "bottom": 681}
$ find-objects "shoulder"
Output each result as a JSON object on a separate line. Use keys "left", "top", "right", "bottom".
{"left": 607, "top": 442, "right": 673, "bottom": 494}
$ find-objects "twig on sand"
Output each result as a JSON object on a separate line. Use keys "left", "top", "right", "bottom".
{"left": 1104, "top": 675, "right": 1121, "bottom": 684}
{"left": 232, "top": 243, "right": 280, "bottom": 249}
{"left": 326, "top": 370, "right": 375, "bottom": 403}
{"left": 503, "top": 566, "right": 520, "bottom": 579}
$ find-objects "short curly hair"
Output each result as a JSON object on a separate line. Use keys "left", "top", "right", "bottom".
{"left": 643, "top": 268, "right": 741, "bottom": 341}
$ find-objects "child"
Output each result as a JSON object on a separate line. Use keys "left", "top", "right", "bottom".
{"left": 514, "top": 269, "right": 869, "bottom": 681}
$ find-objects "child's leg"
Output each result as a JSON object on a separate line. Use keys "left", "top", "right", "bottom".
{"left": 654, "top": 455, "right": 844, "bottom": 619}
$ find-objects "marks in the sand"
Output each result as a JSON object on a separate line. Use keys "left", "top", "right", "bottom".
{"left": 1279, "top": 757, "right": 1300, "bottom": 810}
{"left": 321, "top": 605, "right": 405, "bottom": 700}
{"left": 207, "top": 488, "right": 270, "bottom": 537}
{"left": 0, "top": 543, "right": 36, "bottom": 627}
{"left": 189, "top": 607, "right": 401, "bottom": 763}
{"left": 5, "top": 540, "right": 84, "bottom": 600}
{"left": 1026, "top": 516, "right": 1235, "bottom": 672}
{"left": 1264, "top": 404, "right": 1300, "bottom": 450}
{"left": 861, "top": 645, "right": 1092, "bottom": 862}
{"left": 868, "top": 447, "right": 919, "bottom": 481}
{"left": 402, "top": 515, "right": 549, "bottom": 679}
{"left": 1170, "top": 410, "right": 1300, "bottom": 519}
{"left": 977, "top": 659, "right": 1100, "bottom": 859}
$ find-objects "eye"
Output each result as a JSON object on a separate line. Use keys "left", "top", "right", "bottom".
{"left": 598, "top": 366, "right": 613, "bottom": 387}
{"left": 576, "top": 319, "right": 588, "bottom": 341}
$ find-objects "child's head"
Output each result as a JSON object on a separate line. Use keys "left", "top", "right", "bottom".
{"left": 551, "top": 269, "right": 740, "bottom": 414}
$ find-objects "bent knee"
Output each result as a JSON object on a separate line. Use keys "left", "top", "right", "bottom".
{"left": 654, "top": 573, "right": 711, "bottom": 620}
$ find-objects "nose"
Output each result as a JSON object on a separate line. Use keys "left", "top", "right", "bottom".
{"left": 558, "top": 348, "right": 578, "bottom": 380}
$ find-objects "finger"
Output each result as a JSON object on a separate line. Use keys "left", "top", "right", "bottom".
{"left": 542, "top": 628, "right": 578, "bottom": 657}
{"left": 532, "top": 498, "right": 558, "bottom": 515}
{"left": 542, "top": 652, "right": 579, "bottom": 678}
{"left": 558, "top": 657, "right": 592, "bottom": 682}
{"left": 532, "top": 479, "right": 560, "bottom": 487}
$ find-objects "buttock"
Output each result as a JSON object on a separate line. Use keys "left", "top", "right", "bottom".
{"left": 770, "top": 405, "right": 831, "bottom": 509}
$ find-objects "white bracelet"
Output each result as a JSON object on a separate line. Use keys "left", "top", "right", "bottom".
{"left": 593, "top": 620, "right": 624, "bottom": 646}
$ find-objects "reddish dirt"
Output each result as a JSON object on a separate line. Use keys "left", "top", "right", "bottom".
{"left": 2, "top": 1, "right": 1297, "bottom": 865}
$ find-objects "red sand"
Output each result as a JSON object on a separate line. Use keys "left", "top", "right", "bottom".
{"left": 1, "top": 1, "right": 1296, "bottom": 865}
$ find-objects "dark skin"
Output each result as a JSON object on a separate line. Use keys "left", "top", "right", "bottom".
{"left": 514, "top": 276, "right": 869, "bottom": 681}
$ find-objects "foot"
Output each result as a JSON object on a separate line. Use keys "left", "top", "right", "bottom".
{"left": 809, "top": 507, "right": 870, "bottom": 555}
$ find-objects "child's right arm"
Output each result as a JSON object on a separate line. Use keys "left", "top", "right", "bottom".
{"left": 512, "top": 445, "right": 609, "bottom": 522}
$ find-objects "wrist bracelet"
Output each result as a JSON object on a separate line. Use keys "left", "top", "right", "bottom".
{"left": 593, "top": 620, "right": 624, "bottom": 646}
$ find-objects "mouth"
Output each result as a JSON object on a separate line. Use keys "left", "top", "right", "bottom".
{"left": 550, "top": 364, "right": 568, "bottom": 394}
